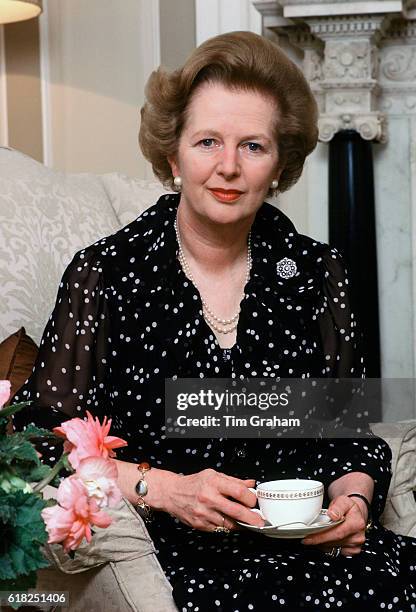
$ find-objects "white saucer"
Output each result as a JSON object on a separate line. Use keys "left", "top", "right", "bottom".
{"left": 237, "top": 509, "right": 344, "bottom": 539}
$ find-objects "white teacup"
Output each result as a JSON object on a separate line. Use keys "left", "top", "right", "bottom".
{"left": 250, "top": 479, "right": 324, "bottom": 526}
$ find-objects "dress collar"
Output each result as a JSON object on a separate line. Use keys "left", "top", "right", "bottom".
{"left": 112, "top": 193, "right": 325, "bottom": 377}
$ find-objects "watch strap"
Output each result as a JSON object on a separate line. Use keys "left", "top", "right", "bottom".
{"left": 347, "top": 493, "right": 373, "bottom": 531}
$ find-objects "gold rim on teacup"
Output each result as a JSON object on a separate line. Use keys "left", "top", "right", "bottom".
{"left": 257, "top": 486, "right": 323, "bottom": 500}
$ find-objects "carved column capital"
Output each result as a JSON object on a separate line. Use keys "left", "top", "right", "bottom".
{"left": 319, "top": 112, "right": 387, "bottom": 142}
{"left": 306, "top": 13, "right": 390, "bottom": 42}
{"left": 304, "top": 14, "right": 390, "bottom": 142}
{"left": 253, "top": 1, "right": 410, "bottom": 142}
{"left": 285, "top": 25, "right": 324, "bottom": 87}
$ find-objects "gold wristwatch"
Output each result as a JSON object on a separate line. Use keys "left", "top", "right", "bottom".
{"left": 134, "top": 461, "right": 153, "bottom": 523}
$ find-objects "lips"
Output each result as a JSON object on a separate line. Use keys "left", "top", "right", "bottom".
{"left": 208, "top": 188, "right": 244, "bottom": 202}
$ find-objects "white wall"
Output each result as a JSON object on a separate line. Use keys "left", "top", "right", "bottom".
{"left": 42, "top": 0, "right": 160, "bottom": 178}
{"left": 160, "top": 0, "right": 195, "bottom": 70}
{"left": 195, "top": 0, "right": 262, "bottom": 44}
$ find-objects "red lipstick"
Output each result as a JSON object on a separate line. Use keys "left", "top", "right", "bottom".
{"left": 208, "top": 188, "right": 244, "bottom": 203}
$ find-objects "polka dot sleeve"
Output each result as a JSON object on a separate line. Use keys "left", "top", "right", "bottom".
{"left": 318, "top": 246, "right": 363, "bottom": 378}
{"left": 314, "top": 247, "right": 392, "bottom": 519}
{"left": 12, "top": 246, "right": 110, "bottom": 441}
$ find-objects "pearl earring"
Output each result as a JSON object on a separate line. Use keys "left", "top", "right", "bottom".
{"left": 173, "top": 176, "right": 182, "bottom": 191}
{"left": 270, "top": 179, "right": 279, "bottom": 198}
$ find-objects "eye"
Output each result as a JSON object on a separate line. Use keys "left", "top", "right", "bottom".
{"left": 244, "top": 142, "right": 264, "bottom": 153}
{"left": 198, "top": 138, "right": 216, "bottom": 148}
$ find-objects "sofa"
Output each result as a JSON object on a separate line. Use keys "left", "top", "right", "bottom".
{"left": 0, "top": 147, "right": 415, "bottom": 611}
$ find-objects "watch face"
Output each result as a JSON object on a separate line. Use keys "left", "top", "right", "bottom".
{"left": 135, "top": 479, "right": 148, "bottom": 497}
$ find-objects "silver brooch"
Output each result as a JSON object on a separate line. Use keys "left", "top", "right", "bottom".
{"left": 276, "top": 257, "right": 297, "bottom": 279}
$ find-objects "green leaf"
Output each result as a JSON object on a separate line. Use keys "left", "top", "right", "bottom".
{"left": 0, "top": 542, "right": 16, "bottom": 580}
{"left": 0, "top": 493, "right": 17, "bottom": 525}
{"left": 0, "top": 471, "right": 33, "bottom": 495}
{"left": 0, "top": 491, "right": 50, "bottom": 583}
{"left": 0, "top": 434, "right": 39, "bottom": 466}
{"left": 20, "top": 424, "right": 60, "bottom": 441}
{"left": 0, "top": 401, "right": 32, "bottom": 419}
{"left": 14, "top": 462, "right": 51, "bottom": 484}
{"left": 0, "top": 417, "right": 10, "bottom": 435}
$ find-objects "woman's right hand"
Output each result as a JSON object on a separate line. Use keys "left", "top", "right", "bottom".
{"left": 147, "top": 467, "right": 264, "bottom": 532}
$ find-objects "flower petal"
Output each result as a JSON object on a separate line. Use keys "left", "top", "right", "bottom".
{"left": 0, "top": 380, "right": 11, "bottom": 409}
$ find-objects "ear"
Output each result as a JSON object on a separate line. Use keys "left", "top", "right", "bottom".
{"left": 274, "top": 165, "right": 284, "bottom": 182}
{"left": 168, "top": 155, "right": 179, "bottom": 177}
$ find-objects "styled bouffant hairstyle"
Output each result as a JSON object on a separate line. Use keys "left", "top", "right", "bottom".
{"left": 139, "top": 31, "right": 318, "bottom": 193}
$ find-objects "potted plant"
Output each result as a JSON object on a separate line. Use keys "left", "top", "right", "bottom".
{"left": 0, "top": 380, "right": 127, "bottom": 609}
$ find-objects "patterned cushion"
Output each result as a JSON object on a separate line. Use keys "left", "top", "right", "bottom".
{"left": 100, "top": 172, "right": 170, "bottom": 226}
{"left": 0, "top": 148, "right": 120, "bottom": 345}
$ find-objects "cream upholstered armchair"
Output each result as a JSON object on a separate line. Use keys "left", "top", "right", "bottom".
{"left": 0, "top": 147, "right": 415, "bottom": 611}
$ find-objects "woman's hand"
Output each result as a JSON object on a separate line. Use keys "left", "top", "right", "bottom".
{"left": 301, "top": 495, "right": 368, "bottom": 556}
{"left": 149, "top": 468, "right": 263, "bottom": 532}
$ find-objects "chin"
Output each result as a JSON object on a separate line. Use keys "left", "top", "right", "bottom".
{"left": 202, "top": 205, "right": 255, "bottom": 226}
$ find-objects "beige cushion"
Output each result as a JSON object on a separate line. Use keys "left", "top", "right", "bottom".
{"left": 36, "top": 558, "right": 176, "bottom": 612}
{"left": 35, "top": 564, "right": 139, "bottom": 612}
{"left": 371, "top": 420, "right": 416, "bottom": 536}
{"left": 0, "top": 147, "right": 120, "bottom": 345}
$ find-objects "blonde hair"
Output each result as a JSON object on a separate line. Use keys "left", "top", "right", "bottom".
{"left": 139, "top": 30, "right": 318, "bottom": 193}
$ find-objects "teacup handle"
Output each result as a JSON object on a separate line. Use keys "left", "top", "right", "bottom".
{"left": 248, "top": 487, "right": 258, "bottom": 497}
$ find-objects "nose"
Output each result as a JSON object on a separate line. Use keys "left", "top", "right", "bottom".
{"left": 216, "top": 145, "right": 241, "bottom": 179}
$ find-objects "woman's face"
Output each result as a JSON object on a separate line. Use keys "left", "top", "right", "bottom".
{"left": 169, "top": 82, "right": 282, "bottom": 227}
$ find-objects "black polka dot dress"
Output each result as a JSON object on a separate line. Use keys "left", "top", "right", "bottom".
{"left": 14, "top": 195, "right": 416, "bottom": 611}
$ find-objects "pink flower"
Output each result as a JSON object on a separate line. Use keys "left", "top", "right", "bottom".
{"left": 41, "top": 504, "right": 77, "bottom": 550}
{"left": 53, "top": 410, "right": 127, "bottom": 470}
{"left": 0, "top": 380, "right": 11, "bottom": 409}
{"left": 42, "top": 477, "right": 112, "bottom": 552}
{"left": 76, "top": 457, "right": 122, "bottom": 508}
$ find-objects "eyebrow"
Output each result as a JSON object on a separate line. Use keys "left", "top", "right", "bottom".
{"left": 191, "top": 130, "right": 273, "bottom": 144}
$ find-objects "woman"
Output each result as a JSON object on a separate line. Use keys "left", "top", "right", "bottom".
{"left": 14, "top": 31, "right": 415, "bottom": 610}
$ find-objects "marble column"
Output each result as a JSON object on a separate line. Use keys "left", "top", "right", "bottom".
{"left": 328, "top": 130, "right": 381, "bottom": 377}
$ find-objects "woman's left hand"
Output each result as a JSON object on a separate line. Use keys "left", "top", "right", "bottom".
{"left": 301, "top": 495, "right": 367, "bottom": 556}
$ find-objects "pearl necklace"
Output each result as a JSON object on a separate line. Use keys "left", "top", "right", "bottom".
{"left": 174, "top": 217, "right": 252, "bottom": 334}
